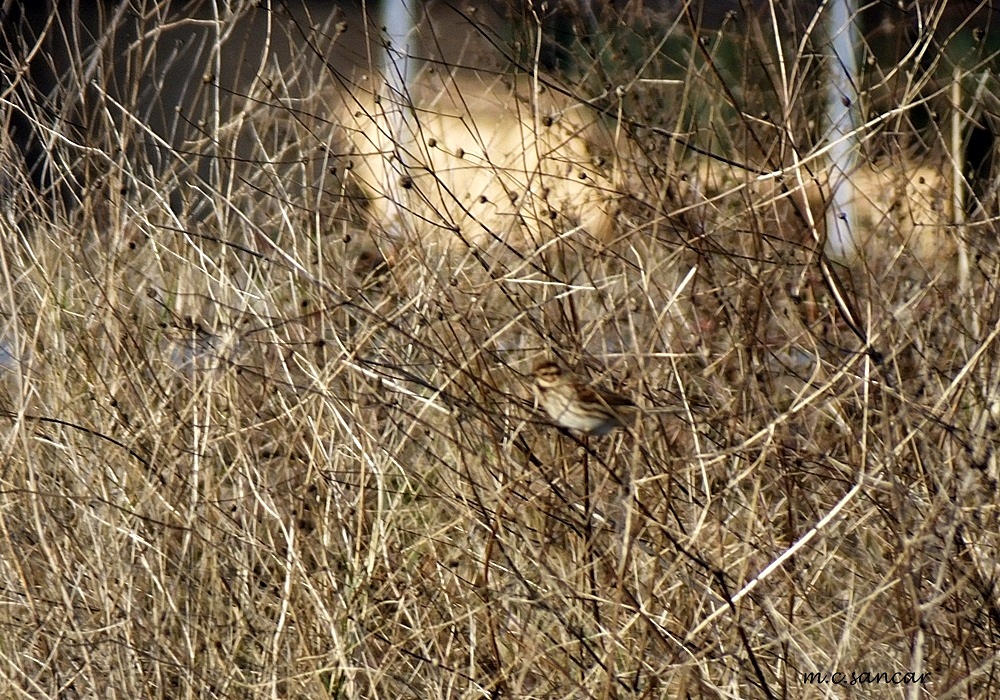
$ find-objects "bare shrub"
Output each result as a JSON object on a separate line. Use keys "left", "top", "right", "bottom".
{"left": 0, "top": 1, "right": 999, "bottom": 698}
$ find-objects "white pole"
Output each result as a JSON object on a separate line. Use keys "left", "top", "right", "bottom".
{"left": 825, "top": 0, "right": 859, "bottom": 260}
{"left": 379, "top": 0, "right": 417, "bottom": 236}
{"left": 381, "top": 0, "right": 416, "bottom": 102}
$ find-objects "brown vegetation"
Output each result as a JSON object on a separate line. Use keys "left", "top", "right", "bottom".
{"left": 0, "top": 2, "right": 998, "bottom": 698}
{"left": 333, "top": 70, "right": 622, "bottom": 253}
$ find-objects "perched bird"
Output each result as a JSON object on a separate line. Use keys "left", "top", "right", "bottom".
{"left": 532, "top": 360, "right": 636, "bottom": 435}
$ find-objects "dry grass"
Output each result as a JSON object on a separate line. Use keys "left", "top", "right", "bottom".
{"left": 1, "top": 1, "right": 999, "bottom": 698}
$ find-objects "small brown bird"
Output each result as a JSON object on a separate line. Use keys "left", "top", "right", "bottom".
{"left": 532, "top": 360, "right": 636, "bottom": 435}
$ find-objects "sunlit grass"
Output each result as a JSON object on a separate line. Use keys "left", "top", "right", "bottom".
{"left": 0, "top": 2, "right": 998, "bottom": 698}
